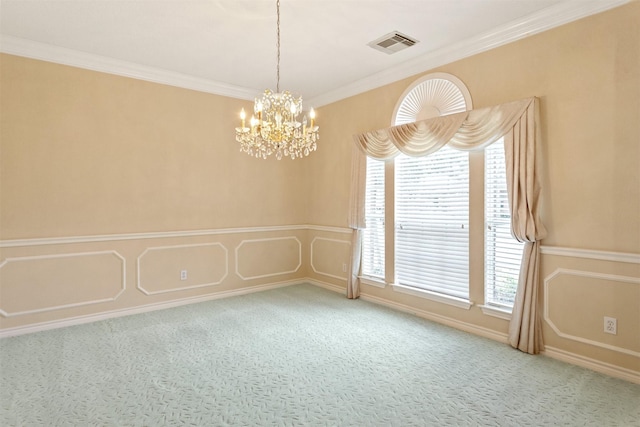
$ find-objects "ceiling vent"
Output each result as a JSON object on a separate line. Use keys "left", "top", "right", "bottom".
{"left": 368, "top": 31, "right": 419, "bottom": 54}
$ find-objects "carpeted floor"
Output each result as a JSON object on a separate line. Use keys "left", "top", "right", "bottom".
{"left": 1, "top": 283, "right": 638, "bottom": 426}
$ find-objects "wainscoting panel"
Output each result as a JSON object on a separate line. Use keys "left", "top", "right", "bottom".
{"left": 310, "top": 237, "right": 351, "bottom": 281}
{"left": 0, "top": 251, "right": 125, "bottom": 317}
{"left": 0, "top": 226, "right": 308, "bottom": 332}
{"left": 540, "top": 247, "right": 640, "bottom": 374}
{"left": 137, "top": 243, "right": 228, "bottom": 295}
{"left": 544, "top": 268, "right": 640, "bottom": 357}
{"left": 235, "top": 237, "right": 302, "bottom": 280}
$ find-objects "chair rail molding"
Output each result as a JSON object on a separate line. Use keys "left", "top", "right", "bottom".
{"left": 540, "top": 246, "right": 640, "bottom": 264}
{"left": 0, "top": 224, "right": 350, "bottom": 248}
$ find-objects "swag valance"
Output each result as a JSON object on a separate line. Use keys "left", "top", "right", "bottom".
{"left": 353, "top": 98, "right": 534, "bottom": 159}
{"left": 347, "top": 96, "right": 547, "bottom": 355}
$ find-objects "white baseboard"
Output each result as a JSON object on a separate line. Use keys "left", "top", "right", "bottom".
{"left": 354, "top": 286, "right": 639, "bottom": 384}
{"left": 354, "top": 286, "right": 640, "bottom": 384}
{"left": 308, "top": 278, "right": 510, "bottom": 344}
{"left": 3, "top": 277, "right": 637, "bottom": 386}
{"left": 0, "top": 278, "right": 343, "bottom": 339}
{"left": 542, "top": 346, "right": 639, "bottom": 385}
{"left": 305, "top": 278, "right": 347, "bottom": 295}
{"left": 0, "top": 279, "right": 302, "bottom": 339}
{"left": 357, "top": 291, "right": 510, "bottom": 344}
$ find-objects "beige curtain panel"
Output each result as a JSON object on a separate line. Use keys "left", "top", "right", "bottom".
{"left": 347, "top": 143, "right": 367, "bottom": 299}
{"left": 349, "top": 97, "right": 546, "bottom": 354}
{"left": 504, "top": 100, "right": 547, "bottom": 354}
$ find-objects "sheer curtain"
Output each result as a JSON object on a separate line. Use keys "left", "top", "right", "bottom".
{"left": 349, "top": 97, "right": 546, "bottom": 353}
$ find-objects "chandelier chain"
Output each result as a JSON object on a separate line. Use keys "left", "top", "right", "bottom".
{"left": 276, "top": 0, "right": 280, "bottom": 93}
{"left": 234, "top": 0, "right": 319, "bottom": 160}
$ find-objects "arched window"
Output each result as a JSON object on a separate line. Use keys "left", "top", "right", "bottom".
{"left": 392, "top": 74, "right": 472, "bottom": 299}
{"left": 362, "top": 73, "right": 473, "bottom": 297}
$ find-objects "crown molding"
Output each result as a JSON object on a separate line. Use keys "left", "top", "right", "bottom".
{"left": 0, "top": 1, "right": 629, "bottom": 105}
{"left": 307, "top": 0, "right": 630, "bottom": 107}
{"left": 0, "top": 35, "right": 257, "bottom": 100}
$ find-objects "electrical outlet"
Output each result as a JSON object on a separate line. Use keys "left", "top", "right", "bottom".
{"left": 604, "top": 316, "right": 617, "bottom": 335}
{"left": 342, "top": 263, "right": 347, "bottom": 273}
{"left": 180, "top": 270, "right": 188, "bottom": 281}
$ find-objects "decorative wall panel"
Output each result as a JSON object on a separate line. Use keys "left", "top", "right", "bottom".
{"left": 137, "top": 243, "right": 228, "bottom": 295}
{"left": 310, "top": 237, "right": 350, "bottom": 280}
{"left": 235, "top": 237, "right": 301, "bottom": 280}
{"left": 544, "top": 268, "right": 640, "bottom": 357}
{"left": 0, "top": 251, "right": 125, "bottom": 317}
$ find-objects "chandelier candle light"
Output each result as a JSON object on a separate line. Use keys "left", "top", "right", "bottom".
{"left": 235, "top": 0, "right": 319, "bottom": 160}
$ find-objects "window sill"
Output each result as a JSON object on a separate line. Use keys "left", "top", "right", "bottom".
{"left": 391, "top": 283, "right": 473, "bottom": 310}
{"left": 359, "top": 276, "right": 386, "bottom": 288}
{"left": 479, "top": 304, "right": 512, "bottom": 320}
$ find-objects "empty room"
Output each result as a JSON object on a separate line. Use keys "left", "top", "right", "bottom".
{"left": 0, "top": 0, "right": 638, "bottom": 425}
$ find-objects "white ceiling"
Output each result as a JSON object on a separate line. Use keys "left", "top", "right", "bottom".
{"left": 0, "top": 0, "right": 628, "bottom": 106}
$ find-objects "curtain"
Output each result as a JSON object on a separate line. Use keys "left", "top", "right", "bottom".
{"left": 354, "top": 98, "right": 531, "bottom": 159}
{"left": 351, "top": 97, "right": 546, "bottom": 352}
{"left": 504, "top": 99, "right": 547, "bottom": 354}
{"left": 347, "top": 143, "right": 367, "bottom": 299}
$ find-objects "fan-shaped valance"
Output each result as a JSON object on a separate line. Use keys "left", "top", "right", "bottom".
{"left": 354, "top": 98, "right": 534, "bottom": 159}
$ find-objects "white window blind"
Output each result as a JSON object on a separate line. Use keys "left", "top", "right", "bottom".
{"left": 395, "top": 147, "right": 469, "bottom": 299}
{"left": 361, "top": 157, "right": 385, "bottom": 279}
{"left": 485, "top": 139, "right": 524, "bottom": 308}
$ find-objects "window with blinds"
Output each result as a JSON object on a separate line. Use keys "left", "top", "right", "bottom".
{"left": 485, "top": 139, "right": 524, "bottom": 308}
{"left": 395, "top": 147, "right": 469, "bottom": 299}
{"left": 361, "top": 157, "right": 385, "bottom": 280}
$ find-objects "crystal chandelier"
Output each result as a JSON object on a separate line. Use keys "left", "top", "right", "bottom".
{"left": 235, "top": 0, "right": 319, "bottom": 160}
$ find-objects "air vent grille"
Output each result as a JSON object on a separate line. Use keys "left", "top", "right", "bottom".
{"left": 368, "top": 31, "right": 419, "bottom": 54}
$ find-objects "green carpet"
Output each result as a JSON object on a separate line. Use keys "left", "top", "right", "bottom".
{"left": 1, "top": 283, "right": 638, "bottom": 426}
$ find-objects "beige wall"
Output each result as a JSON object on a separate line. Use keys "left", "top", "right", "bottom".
{"left": 0, "top": 56, "right": 309, "bottom": 238}
{"left": 307, "top": 3, "right": 639, "bottom": 250}
{"left": 0, "top": 54, "right": 315, "bottom": 332}
{"left": 1, "top": 3, "right": 638, "bottom": 377}
{"left": 306, "top": 3, "right": 639, "bottom": 374}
